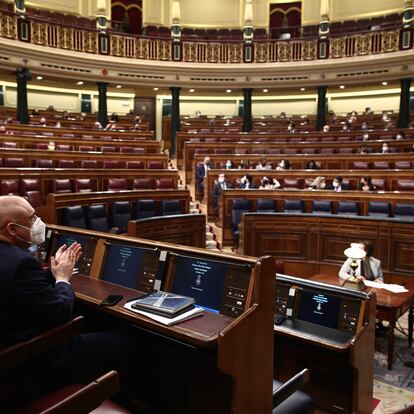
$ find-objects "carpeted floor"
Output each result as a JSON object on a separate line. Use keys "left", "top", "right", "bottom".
{"left": 372, "top": 316, "right": 414, "bottom": 412}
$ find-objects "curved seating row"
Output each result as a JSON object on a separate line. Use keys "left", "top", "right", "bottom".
{"left": 1, "top": 177, "right": 175, "bottom": 207}
{"left": 0, "top": 157, "right": 164, "bottom": 169}
{"left": 62, "top": 200, "right": 183, "bottom": 233}
{"left": 230, "top": 198, "right": 414, "bottom": 240}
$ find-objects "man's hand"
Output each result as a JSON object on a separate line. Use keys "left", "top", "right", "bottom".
{"left": 54, "top": 242, "right": 81, "bottom": 264}
{"left": 50, "top": 243, "right": 82, "bottom": 283}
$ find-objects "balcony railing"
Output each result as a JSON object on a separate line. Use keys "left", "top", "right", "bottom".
{"left": 0, "top": 10, "right": 407, "bottom": 64}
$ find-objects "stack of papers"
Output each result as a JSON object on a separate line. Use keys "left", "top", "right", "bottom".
{"left": 124, "top": 301, "right": 204, "bottom": 326}
{"left": 364, "top": 280, "right": 409, "bottom": 293}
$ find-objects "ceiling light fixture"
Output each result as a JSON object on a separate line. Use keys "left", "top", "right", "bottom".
{"left": 76, "top": 81, "right": 84, "bottom": 85}
{"left": 339, "top": 85, "right": 345, "bottom": 89}
{"left": 189, "top": 89, "right": 195, "bottom": 93}
{"left": 262, "top": 89, "right": 268, "bottom": 93}
{"left": 226, "top": 89, "right": 232, "bottom": 93}
{"left": 116, "top": 85, "right": 122, "bottom": 88}
{"left": 36, "top": 76, "right": 43, "bottom": 80}
{"left": 300, "top": 87, "right": 306, "bottom": 91}
{"left": 153, "top": 87, "right": 159, "bottom": 91}
{"left": 382, "top": 81, "right": 388, "bottom": 86}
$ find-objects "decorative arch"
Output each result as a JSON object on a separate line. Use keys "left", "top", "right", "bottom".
{"left": 111, "top": 0, "right": 142, "bottom": 35}
{"left": 269, "top": 2, "right": 302, "bottom": 39}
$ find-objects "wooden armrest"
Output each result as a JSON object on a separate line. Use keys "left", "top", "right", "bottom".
{"left": 0, "top": 316, "right": 85, "bottom": 371}
{"left": 273, "top": 368, "right": 310, "bottom": 409}
{"left": 16, "top": 370, "right": 120, "bottom": 414}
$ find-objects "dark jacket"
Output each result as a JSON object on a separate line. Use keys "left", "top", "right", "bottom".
{"left": 0, "top": 241, "right": 74, "bottom": 347}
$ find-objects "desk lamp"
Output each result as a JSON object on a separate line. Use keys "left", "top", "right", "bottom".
{"left": 342, "top": 243, "right": 367, "bottom": 291}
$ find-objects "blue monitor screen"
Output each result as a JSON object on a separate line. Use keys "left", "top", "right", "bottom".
{"left": 171, "top": 255, "right": 227, "bottom": 313}
{"left": 54, "top": 233, "right": 88, "bottom": 266}
{"left": 101, "top": 244, "right": 146, "bottom": 289}
{"left": 296, "top": 290, "right": 341, "bottom": 329}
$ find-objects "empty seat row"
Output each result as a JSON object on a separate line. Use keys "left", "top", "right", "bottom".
{"left": 29, "top": 143, "right": 147, "bottom": 153}
{"left": 231, "top": 199, "right": 414, "bottom": 236}
{"left": 0, "top": 158, "right": 164, "bottom": 169}
{"left": 62, "top": 200, "right": 183, "bottom": 233}
{"left": 194, "top": 147, "right": 410, "bottom": 156}
{"left": 0, "top": 178, "right": 175, "bottom": 204}
{"left": 189, "top": 134, "right": 409, "bottom": 144}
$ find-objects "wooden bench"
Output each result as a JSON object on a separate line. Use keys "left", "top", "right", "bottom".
{"left": 127, "top": 214, "right": 206, "bottom": 248}
{"left": 0, "top": 148, "right": 168, "bottom": 168}
{"left": 239, "top": 212, "right": 414, "bottom": 283}
{"left": 46, "top": 189, "right": 191, "bottom": 224}
{"left": 219, "top": 189, "right": 414, "bottom": 245}
{"left": 190, "top": 152, "right": 414, "bottom": 184}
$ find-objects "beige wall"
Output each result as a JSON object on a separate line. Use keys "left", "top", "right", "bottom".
{"left": 253, "top": 97, "right": 317, "bottom": 115}
{"left": 329, "top": 90, "right": 400, "bottom": 114}
{"left": 180, "top": 99, "right": 239, "bottom": 116}
{"left": 25, "top": 0, "right": 109, "bottom": 17}
{"left": 301, "top": 0, "right": 404, "bottom": 25}
{"left": 1, "top": 82, "right": 135, "bottom": 115}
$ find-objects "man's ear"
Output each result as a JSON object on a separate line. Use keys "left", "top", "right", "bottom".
{"left": 6, "top": 222, "right": 17, "bottom": 236}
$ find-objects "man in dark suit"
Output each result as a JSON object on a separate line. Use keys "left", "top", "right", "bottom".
{"left": 212, "top": 173, "right": 232, "bottom": 213}
{"left": 327, "top": 176, "right": 348, "bottom": 192}
{"left": 0, "top": 196, "right": 130, "bottom": 405}
{"left": 196, "top": 156, "right": 211, "bottom": 196}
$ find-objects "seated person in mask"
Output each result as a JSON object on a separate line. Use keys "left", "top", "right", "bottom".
{"left": 339, "top": 241, "right": 383, "bottom": 282}
{"left": 328, "top": 176, "right": 347, "bottom": 192}
{"left": 259, "top": 176, "right": 281, "bottom": 190}
{"left": 255, "top": 157, "right": 272, "bottom": 170}
{"left": 224, "top": 159, "right": 234, "bottom": 169}
{"left": 308, "top": 176, "right": 326, "bottom": 190}
{"left": 0, "top": 196, "right": 131, "bottom": 407}
{"left": 359, "top": 176, "right": 377, "bottom": 192}
{"left": 239, "top": 174, "right": 255, "bottom": 189}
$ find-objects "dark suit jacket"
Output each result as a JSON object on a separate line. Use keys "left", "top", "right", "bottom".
{"left": 0, "top": 241, "right": 75, "bottom": 347}
{"left": 212, "top": 181, "right": 232, "bottom": 209}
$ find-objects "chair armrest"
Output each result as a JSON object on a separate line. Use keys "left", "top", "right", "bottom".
{"left": 0, "top": 316, "right": 85, "bottom": 371}
{"left": 273, "top": 368, "right": 310, "bottom": 409}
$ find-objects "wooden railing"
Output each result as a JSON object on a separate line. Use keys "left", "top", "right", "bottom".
{"left": 0, "top": 10, "right": 405, "bottom": 63}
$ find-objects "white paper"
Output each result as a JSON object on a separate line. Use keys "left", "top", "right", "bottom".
{"left": 124, "top": 301, "right": 204, "bottom": 326}
{"left": 363, "top": 280, "right": 409, "bottom": 293}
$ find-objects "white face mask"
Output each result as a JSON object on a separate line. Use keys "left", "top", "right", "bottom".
{"left": 218, "top": 177, "right": 225, "bottom": 183}
{"left": 12, "top": 217, "right": 46, "bottom": 245}
{"left": 333, "top": 182, "right": 339, "bottom": 188}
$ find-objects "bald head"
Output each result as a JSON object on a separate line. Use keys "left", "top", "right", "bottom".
{"left": 0, "top": 196, "right": 34, "bottom": 232}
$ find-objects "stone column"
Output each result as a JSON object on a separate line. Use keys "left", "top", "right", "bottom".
{"left": 397, "top": 78, "right": 412, "bottom": 128}
{"left": 97, "top": 82, "right": 108, "bottom": 128}
{"left": 242, "top": 88, "right": 253, "bottom": 132}
{"left": 316, "top": 85, "right": 327, "bottom": 131}
{"left": 170, "top": 86, "right": 181, "bottom": 157}
{"left": 16, "top": 67, "right": 31, "bottom": 124}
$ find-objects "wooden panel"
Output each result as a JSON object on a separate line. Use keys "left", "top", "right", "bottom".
{"left": 240, "top": 213, "right": 414, "bottom": 279}
{"left": 128, "top": 214, "right": 206, "bottom": 248}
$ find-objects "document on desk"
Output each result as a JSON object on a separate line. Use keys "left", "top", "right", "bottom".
{"left": 124, "top": 301, "right": 204, "bottom": 326}
{"left": 364, "top": 280, "right": 409, "bottom": 293}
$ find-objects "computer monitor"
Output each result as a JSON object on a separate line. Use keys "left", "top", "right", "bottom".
{"left": 100, "top": 243, "right": 160, "bottom": 292}
{"left": 296, "top": 289, "right": 341, "bottom": 330}
{"left": 49, "top": 231, "right": 97, "bottom": 276}
{"left": 166, "top": 253, "right": 252, "bottom": 318}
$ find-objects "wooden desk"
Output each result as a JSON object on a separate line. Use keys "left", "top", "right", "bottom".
{"left": 310, "top": 273, "right": 414, "bottom": 370}
{"left": 68, "top": 252, "right": 275, "bottom": 413}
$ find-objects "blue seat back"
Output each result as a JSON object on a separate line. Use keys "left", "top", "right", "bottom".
{"left": 136, "top": 200, "right": 156, "bottom": 219}
{"left": 394, "top": 203, "right": 414, "bottom": 219}
{"left": 231, "top": 199, "right": 252, "bottom": 235}
{"left": 61, "top": 206, "right": 87, "bottom": 229}
{"left": 284, "top": 199, "right": 304, "bottom": 213}
{"left": 312, "top": 200, "right": 332, "bottom": 214}
{"left": 112, "top": 201, "right": 131, "bottom": 233}
{"left": 85, "top": 204, "right": 109, "bottom": 232}
{"left": 257, "top": 198, "right": 276, "bottom": 212}
{"left": 161, "top": 200, "right": 182, "bottom": 216}
{"left": 367, "top": 202, "right": 390, "bottom": 217}
{"left": 337, "top": 201, "right": 360, "bottom": 216}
